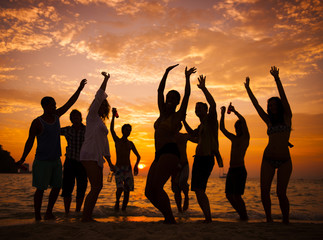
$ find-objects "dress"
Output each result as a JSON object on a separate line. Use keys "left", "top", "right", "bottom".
{"left": 80, "top": 89, "right": 110, "bottom": 167}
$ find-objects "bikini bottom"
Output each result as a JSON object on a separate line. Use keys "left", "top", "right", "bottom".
{"left": 263, "top": 156, "right": 290, "bottom": 169}
{"left": 154, "top": 142, "right": 180, "bottom": 163}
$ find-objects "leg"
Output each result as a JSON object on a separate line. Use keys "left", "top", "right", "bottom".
{"left": 115, "top": 188, "right": 123, "bottom": 211}
{"left": 122, "top": 190, "right": 130, "bottom": 211}
{"left": 194, "top": 189, "right": 212, "bottom": 223}
{"left": 61, "top": 161, "right": 75, "bottom": 215}
{"left": 230, "top": 194, "right": 248, "bottom": 221}
{"left": 174, "top": 190, "right": 182, "bottom": 213}
{"left": 82, "top": 161, "right": 103, "bottom": 222}
{"left": 44, "top": 187, "right": 60, "bottom": 220}
{"left": 34, "top": 189, "right": 44, "bottom": 221}
{"left": 145, "top": 154, "right": 179, "bottom": 224}
{"left": 171, "top": 175, "right": 183, "bottom": 213}
{"left": 75, "top": 162, "right": 88, "bottom": 212}
{"left": 260, "top": 160, "right": 275, "bottom": 222}
{"left": 64, "top": 197, "right": 72, "bottom": 215}
{"left": 276, "top": 160, "right": 292, "bottom": 224}
{"left": 183, "top": 189, "right": 189, "bottom": 212}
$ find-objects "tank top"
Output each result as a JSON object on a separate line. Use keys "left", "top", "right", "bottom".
{"left": 35, "top": 115, "right": 61, "bottom": 161}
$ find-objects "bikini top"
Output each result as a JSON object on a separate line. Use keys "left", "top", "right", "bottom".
{"left": 267, "top": 124, "right": 294, "bottom": 148}
{"left": 267, "top": 124, "right": 291, "bottom": 135}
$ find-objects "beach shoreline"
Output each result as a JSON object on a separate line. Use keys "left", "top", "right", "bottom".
{"left": 0, "top": 219, "right": 322, "bottom": 240}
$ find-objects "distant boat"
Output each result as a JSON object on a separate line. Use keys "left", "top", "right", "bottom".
{"left": 219, "top": 168, "right": 227, "bottom": 178}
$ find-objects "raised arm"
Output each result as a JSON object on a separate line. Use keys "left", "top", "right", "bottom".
{"left": 158, "top": 64, "right": 179, "bottom": 112}
{"left": 198, "top": 75, "right": 216, "bottom": 115}
{"left": 270, "top": 66, "right": 292, "bottom": 117}
{"left": 177, "top": 66, "right": 196, "bottom": 119}
{"left": 220, "top": 106, "right": 235, "bottom": 140}
{"left": 244, "top": 76, "right": 269, "bottom": 124}
{"left": 56, "top": 79, "right": 87, "bottom": 117}
{"left": 110, "top": 109, "right": 119, "bottom": 142}
{"left": 231, "top": 106, "right": 250, "bottom": 137}
{"left": 100, "top": 72, "right": 110, "bottom": 92}
{"left": 131, "top": 142, "right": 141, "bottom": 176}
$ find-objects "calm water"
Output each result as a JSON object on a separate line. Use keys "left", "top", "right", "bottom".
{"left": 0, "top": 174, "right": 322, "bottom": 225}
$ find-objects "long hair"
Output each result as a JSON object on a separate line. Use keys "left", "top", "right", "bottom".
{"left": 88, "top": 99, "right": 110, "bottom": 121}
{"left": 267, "top": 97, "right": 284, "bottom": 125}
{"left": 99, "top": 99, "right": 110, "bottom": 120}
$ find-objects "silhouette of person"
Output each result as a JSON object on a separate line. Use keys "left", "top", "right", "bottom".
{"left": 245, "top": 66, "right": 293, "bottom": 224}
{"left": 183, "top": 75, "right": 223, "bottom": 223}
{"left": 60, "top": 109, "right": 87, "bottom": 216}
{"left": 220, "top": 104, "right": 249, "bottom": 220}
{"left": 110, "top": 108, "right": 141, "bottom": 212}
{"left": 16, "top": 79, "right": 87, "bottom": 221}
{"left": 80, "top": 72, "right": 115, "bottom": 222}
{"left": 145, "top": 64, "right": 196, "bottom": 224}
{"left": 171, "top": 124, "right": 192, "bottom": 213}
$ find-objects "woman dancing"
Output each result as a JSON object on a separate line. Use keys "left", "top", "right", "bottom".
{"left": 245, "top": 66, "right": 292, "bottom": 224}
{"left": 145, "top": 64, "right": 196, "bottom": 224}
{"left": 80, "top": 72, "right": 115, "bottom": 222}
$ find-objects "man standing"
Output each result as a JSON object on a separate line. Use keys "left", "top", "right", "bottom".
{"left": 183, "top": 75, "right": 223, "bottom": 223}
{"left": 17, "top": 79, "right": 86, "bottom": 221}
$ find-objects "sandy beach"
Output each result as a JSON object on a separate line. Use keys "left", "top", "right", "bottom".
{"left": 1, "top": 219, "right": 322, "bottom": 240}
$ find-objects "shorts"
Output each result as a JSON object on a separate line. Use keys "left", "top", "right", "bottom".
{"left": 115, "top": 165, "right": 134, "bottom": 191}
{"left": 171, "top": 163, "right": 189, "bottom": 193}
{"left": 225, "top": 166, "right": 247, "bottom": 195}
{"left": 32, "top": 159, "right": 62, "bottom": 190}
{"left": 191, "top": 155, "right": 214, "bottom": 191}
{"left": 61, "top": 158, "right": 88, "bottom": 199}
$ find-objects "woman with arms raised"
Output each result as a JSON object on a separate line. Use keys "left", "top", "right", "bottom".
{"left": 145, "top": 64, "right": 196, "bottom": 224}
{"left": 245, "top": 66, "right": 292, "bottom": 224}
{"left": 80, "top": 72, "right": 115, "bottom": 222}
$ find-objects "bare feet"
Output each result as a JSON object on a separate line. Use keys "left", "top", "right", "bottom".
{"left": 114, "top": 202, "right": 120, "bottom": 211}
{"left": 44, "top": 212, "right": 56, "bottom": 220}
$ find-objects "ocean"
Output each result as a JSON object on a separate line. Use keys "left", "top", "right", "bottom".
{"left": 0, "top": 174, "right": 322, "bottom": 225}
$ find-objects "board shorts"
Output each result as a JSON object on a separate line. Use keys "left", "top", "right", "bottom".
{"left": 225, "top": 166, "right": 247, "bottom": 195}
{"left": 32, "top": 159, "right": 62, "bottom": 190}
{"left": 191, "top": 155, "right": 214, "bottom": 191}
{"left": 115, "top": 165, "right": 134, "bottom": 191}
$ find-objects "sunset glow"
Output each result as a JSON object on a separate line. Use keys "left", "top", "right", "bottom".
{"left": 138, "top": 164, "right": 146, "bottom": 170}
{"left": 0, "top": 0, "right": 322, "bottom": 178}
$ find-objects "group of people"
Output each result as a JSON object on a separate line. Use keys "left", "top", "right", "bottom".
{"left": 16, "top": 65, "right": 293, "bottom": 224}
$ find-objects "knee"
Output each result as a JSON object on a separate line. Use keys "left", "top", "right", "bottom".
{"left": 276, "top": 189, "right": 287, "bottom": 199}
{"left": 90, "top": 184, "right": 102, "bottom": 194}
{"left": 226, "top": 193, "right": 233, "bottom": 201}
{"left": 145, "top": 187, "right": 154, "bottom": 200}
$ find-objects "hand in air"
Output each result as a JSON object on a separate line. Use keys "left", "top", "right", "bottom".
{"left": 270, "top": 66, "right": 279, "bottom": 79}
{"left": 197, "top": 75, "right": 206, "bottom": 89}
{"left": 79, "top": 79, "right": 87, "bottom": 90}
{"left": 101, "top": 72, "right": 110, "bottom": 80}
{"left": 185, "top": 66, "right": 197, "bottom": 78}
{"left": 220, "top": 106, "right": 226, "bottom": 115}
{"left": 244, "top": 76, "right": 250, "bottom": 88}
{"left": 166, "top": 64, "right": 179, "bottom": 72}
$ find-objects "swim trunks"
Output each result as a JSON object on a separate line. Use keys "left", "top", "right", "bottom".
{"left": 114, "top": 165, "right": 134, "bottom": 191}
{"left": 225, "top": 166, "right": 247, "bottom": 195}
{"left": 191, "top": 155, "right": 214, "bottom": 191}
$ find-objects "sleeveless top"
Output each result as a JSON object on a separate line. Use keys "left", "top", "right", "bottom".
{"left": 35, "top": 115, "right": 61, "bottom": 161}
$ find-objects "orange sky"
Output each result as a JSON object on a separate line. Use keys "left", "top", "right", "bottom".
{"left": 0, "top": 0, "right": 322, "bottom": 178}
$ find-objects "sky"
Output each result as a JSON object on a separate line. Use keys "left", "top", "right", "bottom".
{"left": 0, "top": 0, "right": 322, "bottom": 178}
